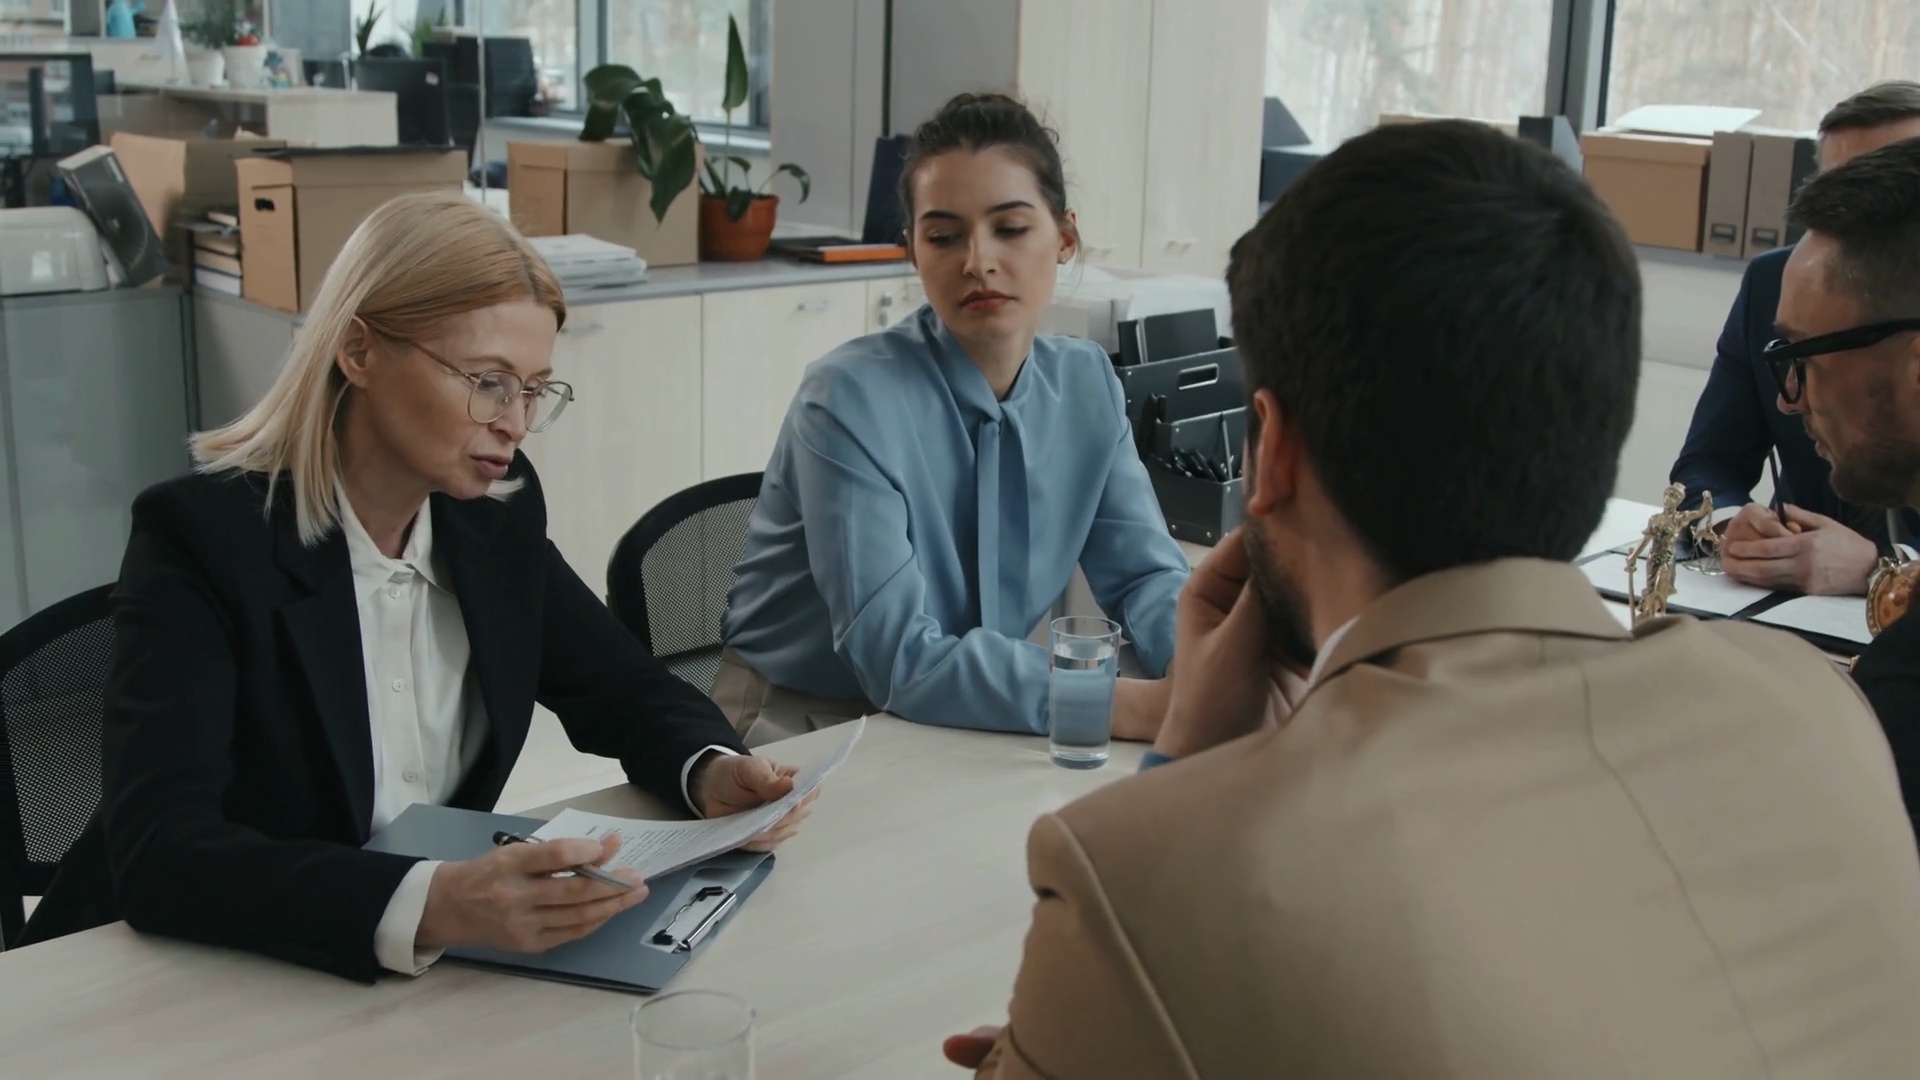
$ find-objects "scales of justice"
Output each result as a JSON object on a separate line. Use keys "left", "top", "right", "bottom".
{"left": 1624, "top": 483, "right": 1722, "bottom": 626}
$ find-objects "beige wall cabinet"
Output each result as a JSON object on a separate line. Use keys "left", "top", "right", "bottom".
{"left": 523, "top": 296, "right": 705, "bottom": 601}
{"left": 700, "top": 280, "right": 867, "bottom": 482}
{"left": 1137, "top": 0, "right": 1268, "bottom": 275}
{"left": 1014, "top": 0, "right": 1155, "bottom": 269}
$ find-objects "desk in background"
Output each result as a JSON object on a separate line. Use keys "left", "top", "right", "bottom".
{"left": 0, "top": 717, "right": 1141, "bottom": 1079}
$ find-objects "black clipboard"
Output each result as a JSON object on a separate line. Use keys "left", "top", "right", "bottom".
{"left": 1574, "top": 550, "right": 1866, "bottom": 658}
{"left": 364, "top": 803, "right": 774, "bottom": 993}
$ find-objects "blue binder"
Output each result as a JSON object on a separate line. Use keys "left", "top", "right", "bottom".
{"left": 364, "top": 803, "right": 774, "bottom": 993}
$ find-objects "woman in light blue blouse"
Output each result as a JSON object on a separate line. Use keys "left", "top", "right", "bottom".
{"left": 716, "top": 93, "right": 1190, "bottom": 744}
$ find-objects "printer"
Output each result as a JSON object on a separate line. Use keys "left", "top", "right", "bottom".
{"left": 0, "top": 206, "right": 110, "bottom": 295}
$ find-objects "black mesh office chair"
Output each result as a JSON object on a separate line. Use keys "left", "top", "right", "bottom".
{"left": 0, "top": 585, "right": 114, "bottom": 948}
{"left": 606, "top": 474, "right": 763, "bottom": 696}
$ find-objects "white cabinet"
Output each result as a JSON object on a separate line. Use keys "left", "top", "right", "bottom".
{"left": 1016, "top": 0, "right": 1154, "bottom": 268}
{"left": 881, "top": 0, "right": 1268, "bottom": 278}
{"left": 700, "top": 280, "right": 867, "bottom": 481}
{"left": 523, "top": 296, "right": 705, "bottom": 601}
{"left": 865, "top": 274, "right": 926, "bottom": 333}
{"left": 1139, "top": 0, "right": 1268, "bottom": 275}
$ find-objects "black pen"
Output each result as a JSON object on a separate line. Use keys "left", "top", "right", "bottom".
{"left": 1767, "top": 449, "right": 1788, "bottom": 527}
{"left": 491, "top": 830, "right": 634, "bottom": 890}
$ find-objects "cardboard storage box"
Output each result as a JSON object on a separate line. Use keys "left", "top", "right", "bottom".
{"left": 111, "top": 131, "right": 289, "bottom": 282}
{"left": 506, "top": 139, "right": 699, "bottom": 267}
{"left": 235, "top": 147, "right": 468, "bottom": 313}
{"left": 1580, "top": 130, "right": 1712, "bottom": 251}
{"left": 1743, "top": 128, "right": 1818, "bottom": 258}
{"left": 1702, "top": 129, "right": 1754, "bottom": 258}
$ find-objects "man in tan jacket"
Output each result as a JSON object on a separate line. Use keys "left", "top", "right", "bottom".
{"left": 945, "top": 120, "right": 1920, "bottom": 1078}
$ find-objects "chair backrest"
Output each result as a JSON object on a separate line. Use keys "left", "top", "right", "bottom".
{"left": 606, "top": 474, "right": 764, "bottom": 695}
{"left": 0, "top": 584, "right": 113, "bottom": 948}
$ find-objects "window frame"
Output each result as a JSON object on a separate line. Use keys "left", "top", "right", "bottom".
{"left": 456, "top": 0, "right": 772, "bottom": 133}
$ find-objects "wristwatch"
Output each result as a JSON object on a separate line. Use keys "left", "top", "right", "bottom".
{"left": 1865, "top": 553, "right": 1920, "bottom": 637}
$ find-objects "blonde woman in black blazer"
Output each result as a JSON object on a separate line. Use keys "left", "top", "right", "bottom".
{"left": 20, "top": 192, "right": 814, "bottom": 981}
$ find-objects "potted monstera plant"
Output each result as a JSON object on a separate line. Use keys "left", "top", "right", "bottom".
{"left": 579, "top": 15, "right": 808, "bottom": 262}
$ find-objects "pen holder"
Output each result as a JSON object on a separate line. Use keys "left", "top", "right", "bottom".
{"left": 1145, "top": 407, "right": 1248, "bottom": 463}
{"left": 1147, "top": 459, "right": 1244, "bottom": 545}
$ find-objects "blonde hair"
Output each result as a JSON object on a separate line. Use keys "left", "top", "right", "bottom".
{"left": 192, "top": 190, "right": 567, "bottom": 546}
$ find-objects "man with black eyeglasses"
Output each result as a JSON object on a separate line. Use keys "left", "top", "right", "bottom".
{"left": 1669, "top": 82, "right": 1920, "bottom": 596}
{"left": 1758, "top": 136, "right": 1920, "bottom": 843}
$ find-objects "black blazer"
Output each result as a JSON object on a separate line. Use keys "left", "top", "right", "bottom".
{"left": 1668, "top": 245, "right": 1920, "bottom": 547}
{"left": 1850, "top": 616, "right": 1920, "bottom": 849}
{"left": 18, "top": 454, "right": 746, "bottom": 980}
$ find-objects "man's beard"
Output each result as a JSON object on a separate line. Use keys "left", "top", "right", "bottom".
{"left": 1820, "top": 407, "right": 1920, "bottom": 508}
{"left": 1242, "top": 517, "right": 1318, "bottom": 671}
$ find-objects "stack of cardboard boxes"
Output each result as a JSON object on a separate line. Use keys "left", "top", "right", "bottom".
{"left": 114, "top": 131, "right": 472, "bottom": 313}
{"left": 504, "top": 139, "right": 701, "bottom": 268}
{"left": 1579, "top": 116, "right": 1816, "bottom": 258}
{"left": 232, "top": 147, "right": 469, "bottom": 312}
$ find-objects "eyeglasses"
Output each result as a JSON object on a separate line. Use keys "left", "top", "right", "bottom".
{"left": 408, "top": 341, "right": 575, "bottom": 432}
{"left": 1763, "top": 318, "right": 1920, "bottom": 404}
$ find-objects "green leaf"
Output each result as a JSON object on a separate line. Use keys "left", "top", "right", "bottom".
{"left": 761, "top": 162, "right": 811, "bottom": 204}
{"left": 579, "top": 64, "right": 644, "bottom": 141}
{"left": 725, "top": 187, "right": 756, "bottom": 223}
{"left": 722, "top": 15, "right": 750, "bottom": 115}
{"left": 650, "top": 127, "right": 701, "bottom": 223}
{"left": 702, "top": 157, "right": 728, "bottom": 195}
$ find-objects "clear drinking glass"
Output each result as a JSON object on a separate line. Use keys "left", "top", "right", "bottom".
{"left": 1048, "top": 616, "right": 1121, "bottom": 769}
{"left": 632, "top": 991, "right": 755, "bottom": 1080}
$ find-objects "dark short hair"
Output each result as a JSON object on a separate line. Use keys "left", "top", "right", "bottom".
{"left": 899, "top": 93, "right": 1077, "bottom": 247}
{"left": 1788, "top": 137, "right": 1920, "bottom": 320}
{"left": 1227, "top": 120, "right": 1641, "bottom": 581}
{"left": 1819, "top": 81, "right": 1920, "bottom": 136}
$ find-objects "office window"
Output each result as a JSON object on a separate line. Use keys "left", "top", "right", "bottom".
{"left": 1605, "top": 0, "right": 1920, "bottom": 132}
{"left": 606, "top": 0, "right": 769, "bottom": 126}
{"left": 1264, "top": 0, "right": 1553, "bottom": 146}
{"left": 473, "top": 0, "right": 580, "bottom": 110}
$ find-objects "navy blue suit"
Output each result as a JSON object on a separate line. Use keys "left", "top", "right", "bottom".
{"left": 1669, "top": 247, "right": 1917, "bottom": 548}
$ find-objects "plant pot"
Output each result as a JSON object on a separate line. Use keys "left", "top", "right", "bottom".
{"left": 185, "top": 47, "right": 225, "bottom": 87}
{"left": 700, "top": 194, "right": 779, "bottom": 262}
{"left": 222, "top": 44, "right": 268, "bottom": 90}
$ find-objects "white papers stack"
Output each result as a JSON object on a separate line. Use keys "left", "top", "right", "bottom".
{"left": 1751, "top": 595, "right": 1874, "bottom": 645}
{"left": 527, "top": 234, "right": 649, "bottom": 290}
{"left": 1579, "top": 554, "right": 1772, "bottom": 617}
{"left": 533, "top": 717, "right": 865, "bottom": 881}
{"left": 1581, "top": 498, "right": 1663, "bottom": 559}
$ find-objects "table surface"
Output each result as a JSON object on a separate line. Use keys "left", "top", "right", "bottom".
{"left": 0, "top": 717, "right": 1143, "bottom": 1079}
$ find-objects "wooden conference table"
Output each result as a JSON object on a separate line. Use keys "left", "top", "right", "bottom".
{"left": 0, "top": 717, "right": 1143, "bottom": 1079}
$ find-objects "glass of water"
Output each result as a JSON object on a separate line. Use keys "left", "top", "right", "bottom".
{"left": 633, "top": 990, "right": 754, "bottom": 1080}
{"left": 1048, "top": 615, "right": 1121, "bottom": 769}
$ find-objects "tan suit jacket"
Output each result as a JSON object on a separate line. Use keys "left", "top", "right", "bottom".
{"left": 978, "top": 559, "right": 1920, "bottom": 1078}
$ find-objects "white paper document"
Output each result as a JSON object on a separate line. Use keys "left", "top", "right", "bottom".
{"left": 1579, "top": 553, "right": 1772, "bottom": 617}
{"left": 1751, "top": 595, "right": 1874, "bottom": 645}
{"left": 533, "top": 717, "right": 865, "bottom": 881}
{"left": 1581, "top": 498, "right": 1663, "bottom": 559}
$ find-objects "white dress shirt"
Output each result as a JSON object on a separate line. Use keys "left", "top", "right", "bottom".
{"left": 338, "top": 492, "right": 736, "bottom": 976}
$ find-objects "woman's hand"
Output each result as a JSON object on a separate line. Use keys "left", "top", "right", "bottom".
{"left": 1110, "top": 677, "right": 1171, "bottom": 742}
{"left": 689, "top": 753, "right": 820, "bottom": 851}
{"left": 416, "top": 835, "right": 649, "bottom": 953}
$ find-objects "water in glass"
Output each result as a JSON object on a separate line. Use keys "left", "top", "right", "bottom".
{"left": 1049, "top": 625, "right": 1118, "bottom": 769}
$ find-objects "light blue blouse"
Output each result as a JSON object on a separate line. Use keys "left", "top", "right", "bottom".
{"left": 722, "top": 304, "right": 1189, "bottom": 733}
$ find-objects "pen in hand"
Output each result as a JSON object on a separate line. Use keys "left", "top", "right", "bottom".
{"left": 1767, "top": 449, "right": 1789, "bottom": 528}
{"left": 491, "top": 830, "right": 635, "bottom": 891}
